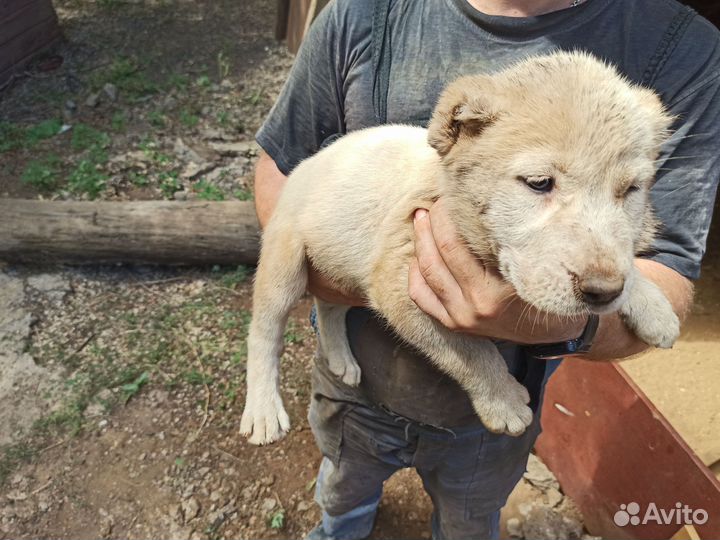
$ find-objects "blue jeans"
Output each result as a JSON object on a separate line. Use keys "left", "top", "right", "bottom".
{"left": 307, "top": 400, "right": 543, "bottom": 540}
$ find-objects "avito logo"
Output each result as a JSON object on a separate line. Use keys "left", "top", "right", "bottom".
{"left": 614, "top": 502, "right": 708, "bottom": 527}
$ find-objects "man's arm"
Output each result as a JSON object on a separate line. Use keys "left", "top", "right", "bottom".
{"left": 409, "top": 200, "right": 694, "bottom": 361}
{"left": 254, "top": 151, "right": 366, "bottom": 306}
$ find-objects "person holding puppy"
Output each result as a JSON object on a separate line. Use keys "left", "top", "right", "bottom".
{"left": 253, "top": 0, "right": 720, "bottom": 538}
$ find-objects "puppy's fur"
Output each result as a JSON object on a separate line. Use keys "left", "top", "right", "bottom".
{"left": 241, "top": 51, "right": 680, "bottom": 445}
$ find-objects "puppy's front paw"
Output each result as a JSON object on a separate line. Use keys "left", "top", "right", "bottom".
{"left": 240, "top": 393, "right": 290, "bottom": 445}
{"left": 626, "top": 308, "right": 680, "bottom": 349}
{"left": 473, "top": 378, "right": 533, "bottom": 437}
{"left": 328, "top": 353, "right": 362, "bottom": 387}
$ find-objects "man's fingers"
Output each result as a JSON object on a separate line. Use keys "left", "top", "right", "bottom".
{"left": 428, "top": 200, "right": 487, "bottom": 290}
{"left": 408, "top": 257, "right": 453, "bottom": 326}
{"left": 413, "top": 209, "right": 463, "bottom": 304}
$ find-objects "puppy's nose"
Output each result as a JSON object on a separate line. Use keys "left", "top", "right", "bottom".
{"left": 579, "top": 275, "right": 624, "bottom": 306}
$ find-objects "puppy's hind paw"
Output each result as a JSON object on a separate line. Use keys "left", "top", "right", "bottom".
{"left": 473, "top": 379, "right": 533, "bottom": 437}
{"left": 240, "top": 397, "right": 290, "bottom": 445}
{"left": 328, "top": 354, "right": 362, "bottom": 387}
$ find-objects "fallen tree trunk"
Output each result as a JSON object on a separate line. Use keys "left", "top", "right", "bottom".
{"left": 0, "top": 200, "right": 261, "bottom": 265}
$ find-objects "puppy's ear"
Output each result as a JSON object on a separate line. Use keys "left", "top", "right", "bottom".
{"left": 427, "top": 75, "right": 499, "bottom": 157}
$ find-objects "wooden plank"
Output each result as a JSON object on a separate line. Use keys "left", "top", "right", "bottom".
{"left": 536, "top": 360, "right": 720, "bottom": 540}
{"left": 275, "top": 0, "right": 290, "bottom": 41}
{"left": 285, "top": 0, "right": 330, "bottom": 54}
{"left": 0, "top": 0, "right": 37, "bottom": 22}
{"left": 0, "top": 200, "right": 261, "bottom": 266}
{"left": 0, "top": 16, "right": 61, "bottom": 80}
{"left": 0, "top": 0, "right": 57, "bottom": 47}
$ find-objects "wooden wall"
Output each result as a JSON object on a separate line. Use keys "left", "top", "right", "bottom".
{"left": 0, "top": 0, "right": 62, "bottom": 85}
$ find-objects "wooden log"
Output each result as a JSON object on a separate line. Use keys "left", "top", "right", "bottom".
{"left": 0, "top": 200, "right": 261, "bottom": 266}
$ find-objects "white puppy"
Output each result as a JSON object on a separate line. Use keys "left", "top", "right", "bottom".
{"left": 241, "top": 51, "right": 680, "bottom": 445}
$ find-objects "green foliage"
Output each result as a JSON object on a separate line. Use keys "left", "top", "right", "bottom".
{"left": 196, "top": 75, "right": 211, "bottom": 88}
{"left": 67, "top": 160, "right": 108, "bottom": 199}
{"left": 194, "top": 180, "right": 224, "bottom": 201}
{"left": 179, "top": 109, "right": 199, "bottom": 127}
{"left": 217, "top": 51, "right": 230, "bottom": 80}
{"left": 129, "top": 172, "right": 149, "bottom": 187}
{"left": 111, "top": 111, "right": 127, "bottom": 132}
{"left": 21, "top": 155, "right": 61, "bottom": 190}
{"left": 159, "top": 170, "right": 180, "bottom": 198}
{"left": 121, "top": 371, "right": 150, "bottom": 404}
{"left": 93, "top": 57, "right": 157, "bottom": 100}
{"left": 268, "top": 510, "right": 285, "bottom": 530}
{"left": 72, "top": 124, "right": 110, "bottom": 151}
{"left": 233, "top": 188, "right": 253, "bottom": 201}
{"left": 148, "top": 110, "right": 166, "bottom": 128}
{"left": 167, "top": 73, "right": 189, "bottom": 92}
{"left": 182, "top": 369, "right": 213, "bottom": 386}
{"left": 25, "top": 119, "right": 62, "bottom": 146}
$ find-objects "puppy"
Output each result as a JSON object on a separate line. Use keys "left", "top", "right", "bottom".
{"left": 241, "top": 51, "right": 680, "bottom": 445}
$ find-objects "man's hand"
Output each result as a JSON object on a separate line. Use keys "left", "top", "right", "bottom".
{"left": 409, "top": 199, "right": 585, "bottom": 344}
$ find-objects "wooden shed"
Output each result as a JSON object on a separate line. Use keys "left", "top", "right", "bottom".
{"left": 0, "top": 0, "right": 62, "bottom": 85}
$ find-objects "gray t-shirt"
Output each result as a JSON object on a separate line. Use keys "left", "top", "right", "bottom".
{"left": 256, "top": 0, "right": 720, "bottom": 426}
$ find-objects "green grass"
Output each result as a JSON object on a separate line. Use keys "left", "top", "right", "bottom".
{"left": 148, "top": 110, "right": 166, "bottom": 129}
{"left": 71, "top": 124, "right": 110, "bottom": 152}
{"left": 92, "top": 57, "right": 158, "bottom": 101}
{"left": 21, "top": 155, "right": 62, "bottom": 191}
{"left": 67, "top": 160, "right": 108, "bottom": 199}
{"left": 111, "top": 111, "right": 127, "bottom": 132}
{"left": 194, "top": 180, "right": 224, "bottom": 201}
{"left": 159, "top": 171, "right": 181, "bottom": 198}
{"left": 179, "top": 109, "right": 199, "bottom": 127}
{"left": 233, "top": 188, "right": 253, "bottom": 201}
{"left": 0, "top": 119, "right": 62, "bottom": 153}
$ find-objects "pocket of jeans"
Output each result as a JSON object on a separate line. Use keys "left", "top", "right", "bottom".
{"left": 308, "top": 397, "right": 354, "bottom": 467}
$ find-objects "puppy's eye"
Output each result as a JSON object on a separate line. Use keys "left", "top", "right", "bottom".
{"left": 519, "top": 175, "right": 555, "bottom": 193}
{"left": 624, "top": 184, "right": 641, "bottom": 196}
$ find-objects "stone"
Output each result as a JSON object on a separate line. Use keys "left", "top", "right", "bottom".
{"left": 546, "top": 487, "right": 564, "bottom": 508}
{"left": 296, "top": 501, "right": 312, "bottom": 513}
{"left": 174, "top": 138, "right": 203, "bottom": 163}
{"left": 260, "top": 497, "right": 276, "bottom": 512}
{"left": 506, "top": 517, "right": 523, "bottom": 538}
{"left": 182, "top": 497, "right": 200, "bottom": 522}
{"left": 85, "top": 93, "right": 101, "bottom": 108}
{"left": 103, "top": 83, "right": 119, "bottom": 102}
{"left": 524, "top": 454, "right": 560, "bottom": 491}
{"left": 209, "top": 141, "right": 254, "bottom": 156}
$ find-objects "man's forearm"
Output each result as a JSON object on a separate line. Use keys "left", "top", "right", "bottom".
{"left": 254, "top": 151, "right": 288, "bottom": 229}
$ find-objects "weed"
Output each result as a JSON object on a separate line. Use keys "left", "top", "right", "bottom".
{"left": 216, "top": 111, "right": 230, "bottom": 126}
{"left": 268, "top": 509, "right": 285, "bottom": 530}
{"left": 148, "top": 110, "right": 166, "bottom": 128}
{"left": 21, "top": 155, "right": 61, "bottom": 191}
{"left": 67, "top": 159, "right": 108, "bottom": 199}
{"left": 183, "top": 369, "right": 213, "bottom": 386}
{"left": 246, "top": 89, "right": 263, "bottom": 106}
{"left": 121, "top": 371, "right": 150, "bottom": 404}
{"left": 217, "top": 265, "right": 251, "bottom": 288}
{"left": 284, "top": 321, "right": 306, "bottom": 345}
{"left": 196, "top": 75, "right": 211, "bottom": 88}
{"left": 111, "top": 111, "right": 127, "bottom": 132}
{"left": 25, "top": 119, "right": 62, "bottom": 146}
{"left": 71, "top": 124, "right": 110, "bottom": 152}
{"left": 0, "top": 122, "right": 23, "bottom": 152}
{"left": 179, "top": 109, "right": 199, "bottom": 127}
{"left": 129, "top": 172, "right": 149, "bottom": 187}
{"left": 167, "top": 73, "right": 189, "bottom": 92}
{"left": 93, "top": 57, "right": 157, "bottom": 100}
{"left": 194, "top": 180, "right": 224, "bottom": 201}
{"left": 217, "top": 51, "right": 231, "bottom": 80}
{"left": 159, "top": 170, "right": 180, "bottom": 198}
{"left": 0, "top": 443, "right": 36, "bottom": 486}
{"left": 233, "top": 187, "right": 253, "bottom": 201}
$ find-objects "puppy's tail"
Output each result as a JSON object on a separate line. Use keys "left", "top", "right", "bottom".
{"left": 241, "top": 221, "right": 307, "bottom": 445}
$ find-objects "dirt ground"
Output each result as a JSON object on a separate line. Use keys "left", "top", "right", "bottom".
{"left": 0, "top": 1, "right": 717, "bottom": 539}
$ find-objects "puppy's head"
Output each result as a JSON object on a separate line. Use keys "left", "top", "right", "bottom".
{"left": 428, "top": 51, "right": 674, "bottom": 316}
